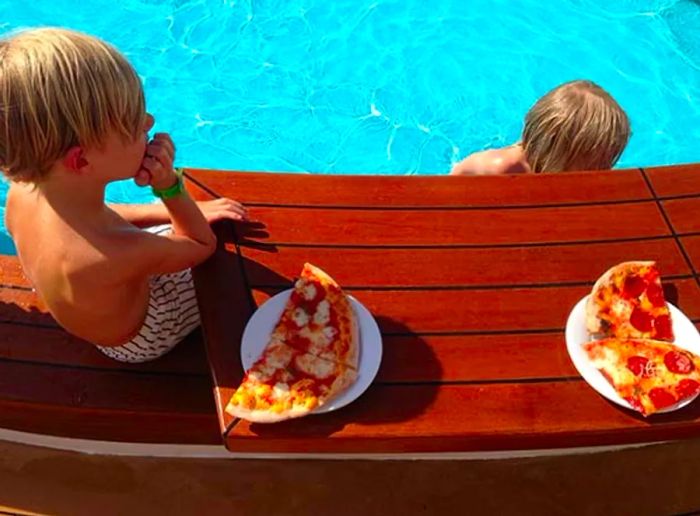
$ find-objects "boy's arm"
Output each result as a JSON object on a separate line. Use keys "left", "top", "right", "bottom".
{"left": 108, "top": 198, "right": 248, "bottom": 227}
{"left": 120, "top": 133, "right": 218, "bottom": 275}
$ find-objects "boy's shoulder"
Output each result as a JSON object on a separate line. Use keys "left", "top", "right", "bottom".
{"left": 451, "top": 145, "right": 530, "bottom": 176}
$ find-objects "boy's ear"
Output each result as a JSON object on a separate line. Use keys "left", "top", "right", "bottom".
{"left": 63, "top": 146, "right": 89, "bottom": 172}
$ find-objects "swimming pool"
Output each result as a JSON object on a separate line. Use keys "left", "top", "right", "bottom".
{"left": 1, "top": 0, "right": 699, "bottom": 253}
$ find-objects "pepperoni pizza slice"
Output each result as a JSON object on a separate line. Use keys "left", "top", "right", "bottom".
{"left": 584, "top": 338, "right": 700, "bottom": 416}
{"left": 586, "top": 261, "right": 674, "bottom": 341}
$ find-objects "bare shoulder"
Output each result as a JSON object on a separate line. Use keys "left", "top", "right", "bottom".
{"left": 450, "top": 146, "right": 530, "bottom": 176}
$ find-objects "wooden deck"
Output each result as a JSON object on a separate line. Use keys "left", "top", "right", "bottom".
{"left": 2, "top": 163, "right": 700, "bottom": 455}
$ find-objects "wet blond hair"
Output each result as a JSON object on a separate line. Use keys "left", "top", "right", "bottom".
{"left": 0, "top": 27, "right": 145, "bottom": 183}
{"left": 522, "top": 80, "right": 630, "bottom": 173}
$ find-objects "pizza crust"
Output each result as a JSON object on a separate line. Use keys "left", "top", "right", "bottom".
{"left": 226, "top": 402, "right": 311, "bottom": 423}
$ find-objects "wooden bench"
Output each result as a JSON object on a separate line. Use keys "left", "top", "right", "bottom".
{"left": 2, "top": 163, "right": 700, "bottom": 454}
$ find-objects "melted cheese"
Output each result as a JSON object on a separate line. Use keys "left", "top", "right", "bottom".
{"left": 300, "top": 326, "right": 332, "bottom": 355}
{"left": 265, "top": 344, "right": 293, "bottom": 369}
{"left": 610, "top": 298, "right": 631, "bottom": 319}
{"left": 295, "top": 354, "right": 335, "bottom": 379}
{"left": 292, "top": 307, "right": 310, "bottom": 327}
{"left": 302, "top": 282, "right": 318, "bottom": 301}
{"left": 313, "top": 299, "right": 331, "bottom": 325}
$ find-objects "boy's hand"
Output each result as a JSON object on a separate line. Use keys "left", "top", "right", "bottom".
{"left": 196, "top": 198, "right": 249, "bottom": 222}
{"left": 134, "top": 133, "right": 178, "bottom": 189}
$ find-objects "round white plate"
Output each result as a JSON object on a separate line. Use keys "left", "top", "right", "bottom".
{"left": 565, "top": 295, "right": 700, "bottom": 414}
{"left": 241, "top": 289, "right": 383, "bottom": 414}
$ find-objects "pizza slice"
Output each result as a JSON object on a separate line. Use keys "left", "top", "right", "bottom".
{"left": 586, "top": 261, "right": 674, "bottom": 341}
{"left": 226, "top": 340, "right": 358, "bottom": 423}
{"left": 583, "top": 338, "right": 700, "bottom": 416}
{"left": 274, "top": 263, "right": 359, "bottom": 369}
{"left": 226, "top": 263, "right": 360, "bottom": 423}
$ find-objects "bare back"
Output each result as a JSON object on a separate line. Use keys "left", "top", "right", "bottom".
{"left": 6, "top": 183, "right": 150, "bottom": 345}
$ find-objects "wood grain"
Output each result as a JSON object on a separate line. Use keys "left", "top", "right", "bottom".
{"left": 239, "top": 202, "right": 669, "bottom": 247}
{"left": 186, "top": 168, "right": 651, "bottom": 207}
{"left": 250, "top": 278, "right": 700, "bottom": 334}
{"left": 645, "top": 164, "right": 700, "bottom": 198}
{"left": 240, "top": 239, "right": 689, "bottom": 288}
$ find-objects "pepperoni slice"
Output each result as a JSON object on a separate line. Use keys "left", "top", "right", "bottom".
{"left": 664, "top": 350, "right": 695, "bottom": 374}
{"left": 649, "top": 387, "right": 677, "bottom": 409}
{"left": 677, "top": 379, "right": 700, "bottom": 399}
{"left": 653, "top": 315, "right": 673, "bottom": 341}
{"left": 623, "top": 275, "right": 647, "bottom": 299}
{"left": 627, "top": 356, "right": 651, "bottom": 377}
{"left": 645, "top": 283, "right": 666, "bottom": 308}
{"left": 630, "top": 307, "right": 653, "bottom": 332}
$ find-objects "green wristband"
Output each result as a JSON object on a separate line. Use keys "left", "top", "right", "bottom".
{"left": 152, "top": 168, "right": 185, "bottom": 199}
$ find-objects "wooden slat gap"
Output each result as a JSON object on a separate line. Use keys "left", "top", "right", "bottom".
{"left": 237, "top": 197, "right": 654, "bottom": 211}
{"left": 248, "top": 274, "right": 693, "bottom": 292}
{"left": 239, "top": 234, "right": 676, "bottom": 251}
{"left": 0, "top": 355, "right": 209, "bottom": 379}
{"left": 0, "top": 284, "right": 32, "bottom": 292}
{"left": 376, "top": 376, "right": 583, "bottom": 387}
{"left": 183, "top": 172, "right": 221, "bottom": 199}
{"left": 641, "top": 167, "right": 700, "bottom": 291}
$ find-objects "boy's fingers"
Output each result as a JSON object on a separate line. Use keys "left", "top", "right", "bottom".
{"left": 147, "top": 142, "right": 174, "bottom": 163}
{"left": 152, "top": 133, "right": 175, "bottom": 156}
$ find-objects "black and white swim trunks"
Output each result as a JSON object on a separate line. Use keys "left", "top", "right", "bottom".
{"left": 95, "top": 225, "right": 201, "bottom": 363}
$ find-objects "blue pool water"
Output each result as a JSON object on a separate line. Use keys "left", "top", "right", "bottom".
{"left": 1, "top": 0, "right": 700, "bottom": 254}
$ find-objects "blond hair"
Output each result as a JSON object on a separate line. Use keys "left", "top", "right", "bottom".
{"left": 522, "top": 80, "right": 630, "bottom": 173}
{"left": 0, "top": 28, "right": 145, "bottom": 183}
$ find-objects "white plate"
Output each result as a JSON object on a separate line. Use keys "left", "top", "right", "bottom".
{"left": 565, "top": 295, "right": 700, "bottom": 414}
{"left": 241, "top": 289, "right": 383, "bottom": 414}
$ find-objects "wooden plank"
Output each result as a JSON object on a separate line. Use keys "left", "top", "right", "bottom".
{"left": 681, "top": 236, "right": 700, "bottom": 273}
{"left": 378, "top": 333, "right": 577, "bottom": 383}
{"left": 240, "top": 239, "right": 689, "bottom": 288}
{"left": 645, "top": 164, "right": 700, "bottom": 198}
{"left": 0, "top": 359, "right": 213, "bottom": 414}
{"left": 193, "top": 221, "right": 255, "bottom": 434}
{"left": 0, "top": 255, "right": 29, "bottom": 288}
{"left": 185, "top": 168, "right": 651, "bottom": 207}
{"left": 239, "top": 202, "right": 669, "bottom": 247}
{"left": 662, "top": 198, "right": 700, "bottom": 234}
{"left": 0, "top": 397, "right": 220, "bottom": 444}
{"left": 184, "top": 174, "right": 218, "bottom": 201}
{"left": 251, "top": 278, "right": 700, "bottom": 334}
{"left": 0, "top": 288, "right": 54, "bottom": 326}
{"left": 0, "top": 322, "right": 209, "bottom": 375}
{"left": 226, "top": 381, "right": 700, "bottom": 453}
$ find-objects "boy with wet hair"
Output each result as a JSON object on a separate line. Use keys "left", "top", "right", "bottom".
{"left": 0, "top": 28, "right": 247, "bottom": 362}
{"left": 450, "top": 80, "right": 630, "bottom": 175}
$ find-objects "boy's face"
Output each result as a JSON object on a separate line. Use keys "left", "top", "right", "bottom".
{"left": 85, "top": 113, "right": 155, "bottom": 183}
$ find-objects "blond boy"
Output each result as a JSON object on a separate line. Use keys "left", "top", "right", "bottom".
{"left": 0, "top": 28, "right": 247, "bottom": 362}
{"left": 450, "top": 80, "right": 631, "bottom": 175}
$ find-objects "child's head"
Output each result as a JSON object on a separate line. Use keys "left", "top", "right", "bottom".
{"left": 0, "top": 28, "right": 146, "bottom": 183}
{"left": 521, "top": 80, "right": 630, "bottom": 173}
